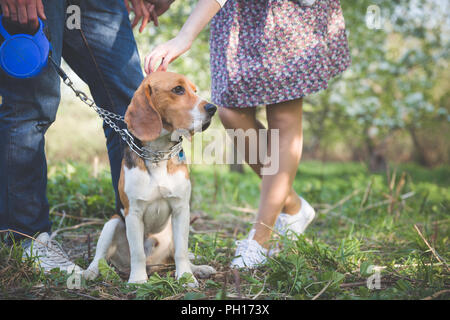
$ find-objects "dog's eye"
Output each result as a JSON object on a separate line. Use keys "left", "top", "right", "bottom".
{"left": 172, "top": 86, "right": 185, "bottom": 95}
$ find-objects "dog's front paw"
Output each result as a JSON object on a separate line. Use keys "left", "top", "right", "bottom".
{"left": 186, "top": 275, "right": 199, "bottom": 288}
{"left": 177, "top": 272, "right": 199, "bottom": 288}
{"left": 193, "top": 265, "right": 216, "bottom": 279}
{"left": 188, "top": 277, "right": 199, "bottom": 288}
{"left": 128, "top": 276, "right": 148, "bottom": 284}
{"left": 83, "top": 268, "right": 99, "bottom": 281}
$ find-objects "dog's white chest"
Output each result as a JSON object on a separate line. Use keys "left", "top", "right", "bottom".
{"left": 148, "top": 163, "right": 184, "bottom": 198}
{"left": 124, "top": 163, "right": 189, "bottom": 202}
{"left": 124, "top": 161, "right": 190, "bottom": 236}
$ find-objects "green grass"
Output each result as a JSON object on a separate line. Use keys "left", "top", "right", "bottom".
{"left": 1, "top": 161, "right": 449, "bottom": 300}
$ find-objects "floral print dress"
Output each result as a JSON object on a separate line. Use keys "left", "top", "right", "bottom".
{"left": 210, "top": 0, "right": 351, "bottom": 108}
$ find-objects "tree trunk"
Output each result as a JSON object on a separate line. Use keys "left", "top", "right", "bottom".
{"left": 229, "top": 145, "right": 244, "bottom": 173}
{"left": 365, "top": 129, "right": 387, "bottom": 173}
{"left": 229, "top": 163, "right": 244, "bottom": 173}
{"left": 409, "top": 127, "right": 430, "bottom": 167}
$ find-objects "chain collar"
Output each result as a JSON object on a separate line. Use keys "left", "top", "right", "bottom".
{"left": 142, "top": 140, "right": 184, "bottom": 163}
{"left": 124, "top": 129, "right": 184, "bottom": 163}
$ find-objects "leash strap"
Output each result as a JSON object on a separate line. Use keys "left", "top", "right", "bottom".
{"left": 49, "top": 56, "right": 69, "bottom": 83}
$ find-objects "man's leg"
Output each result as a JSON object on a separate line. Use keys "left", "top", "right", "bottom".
{"left": 0, "top": 0, "right": 66, "bottom": 241}
{"left": 62, "top": 0, "right": 143, "bottom": 213}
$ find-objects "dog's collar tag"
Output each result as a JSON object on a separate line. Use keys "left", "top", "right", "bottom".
{"left": 178, "top": 150, "right": 186, "bottom": 162}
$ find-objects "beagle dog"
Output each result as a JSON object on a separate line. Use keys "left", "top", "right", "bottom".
{"left": 83, "top": 72, "right": 217, "bottom": 285}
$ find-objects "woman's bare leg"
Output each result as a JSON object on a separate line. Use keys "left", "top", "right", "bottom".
{"left": 218, "top": 107, "right": 301, "bottom": 215}
{"left": 252, "top": 98, "right": 304, "bottom": 246}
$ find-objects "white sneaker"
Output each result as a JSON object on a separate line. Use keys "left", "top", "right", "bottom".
{"left": 275, "top": 196, "right": 316, "bottom": 239}
{"left": 23, "top": 232, "right": 80, "bottom": 274}
{"left": 230, "top": 229, "right": 268, "bottom": 269}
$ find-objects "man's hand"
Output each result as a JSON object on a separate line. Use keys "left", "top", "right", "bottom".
{"left": 145, "top": 0, "right": 173, "bottom": 17}
{"left": 124, "top": 0, "right": 159, "bottom": 33}
{"left": 0, "top": 0, "right": 46, "bottom": 31}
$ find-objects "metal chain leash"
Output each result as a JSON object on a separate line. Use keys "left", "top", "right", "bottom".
{"left": 50, "top": 57, "right": 183, "bottom": 163}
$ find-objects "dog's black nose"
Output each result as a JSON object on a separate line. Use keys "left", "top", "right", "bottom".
{"left": 204, "top": 103, "right": 217, "bottom": 116}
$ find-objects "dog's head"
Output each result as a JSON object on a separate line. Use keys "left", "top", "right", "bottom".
{"left": 124, "top": 71, "right": 216, "bottom": 142}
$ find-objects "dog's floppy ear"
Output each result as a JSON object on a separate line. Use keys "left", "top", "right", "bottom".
{"left": 125, "top": 84, "right": 162, "bottom": 141}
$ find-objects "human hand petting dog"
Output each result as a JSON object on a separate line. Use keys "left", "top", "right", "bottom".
{"left": 144, "top": 35, "right": 192, "bottom": 74}
{"left": 144, "top": 0, "right": 222, "bottom": 73}
{"left": 0, "top": 0, "right": 46, "bottom": 31}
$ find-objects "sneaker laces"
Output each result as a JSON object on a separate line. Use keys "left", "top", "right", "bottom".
{"left": 233, "top": 230, "right": 267, "bottom": 267}
{"left": 24, "top": 233, "right": 78, "bottom": 273}
{"left": 274, "top": 213, "right": 292, "bottom": 234}
{"left": 275, "top": 196, "right": 315, "bottom": 237}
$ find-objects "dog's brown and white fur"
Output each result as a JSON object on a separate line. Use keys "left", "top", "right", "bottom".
{"left": 83, "top": 72, "right": 216, "bottom": 285}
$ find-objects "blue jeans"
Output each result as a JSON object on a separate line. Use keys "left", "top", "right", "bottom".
{"left": 0, "top": 0, "right": 143, "bottom": 240}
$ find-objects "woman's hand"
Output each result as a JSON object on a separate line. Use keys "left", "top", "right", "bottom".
{"left": 144, "top": 35, "right": 192, "bottom": 73}
{"left": 143, "top": 0, "right": 222, "bottom": 73}
{"left": 0, "top": 0, "right": 46, "bottom": 31}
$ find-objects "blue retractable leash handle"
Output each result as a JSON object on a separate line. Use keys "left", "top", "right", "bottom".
{"left": 0, "top": 14, "right": 69, "bottom": 83}
{"left": 0, "top": 15, "right": 51, "bottom": 78}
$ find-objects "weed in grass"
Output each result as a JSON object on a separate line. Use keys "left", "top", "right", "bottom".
{"left": 0, "top": 240, "right": 43, "bottom": 295}
{"left": 131, "top": 272, "right": 196, "bottom": 300}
